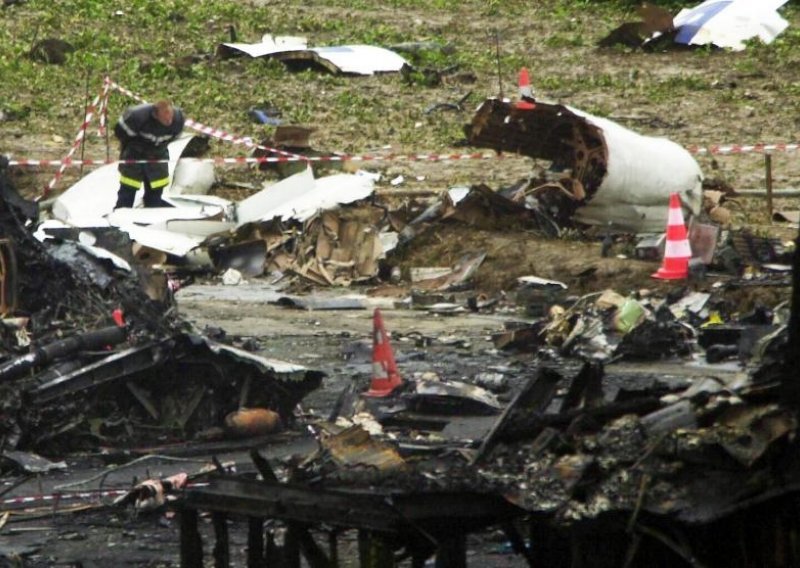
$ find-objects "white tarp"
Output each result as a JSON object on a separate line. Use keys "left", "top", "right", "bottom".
{"left": 674, "top": 0, "right": 789, "bottom": 50}
{"left": 220, "top": 34, "right": 407, "bottom": 75}
{"left": 236, "top": 166, "right": 375, "bottom": 226}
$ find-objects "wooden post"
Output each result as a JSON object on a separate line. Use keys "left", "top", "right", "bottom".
{"left": 765, "top": 153, "right": 774, "bottom": 221}
{"left": 247, "top": 517, "right": 265, "bottom": 568}
{"left": 212, "top": 512, "right": 230, "bottom": 568}
{"left": 179, "top": 508, "right": 203, "bottom": 568}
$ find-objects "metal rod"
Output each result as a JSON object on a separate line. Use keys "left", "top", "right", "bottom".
{"left": 735, "top": 188, "right": 800, "bottom": 197}
{"left": 79, "top": 69, "right": 91, "bottom": 179}
{"left": 494, "top": 30, "right": 503, "bottom": 99}
{"left": 765, "top": 153, "right": 774, "bottom": 220}
{"left": 104, "top": 74, "right": 111, "bottom": 163}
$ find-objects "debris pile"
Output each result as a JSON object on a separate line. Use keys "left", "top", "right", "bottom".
{"left": 0, "top": 163, "right": 323, "bottom": 456}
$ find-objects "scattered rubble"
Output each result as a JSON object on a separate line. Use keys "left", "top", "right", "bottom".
{"left": 3, "top": 63, "right": 800, "bottom": 567}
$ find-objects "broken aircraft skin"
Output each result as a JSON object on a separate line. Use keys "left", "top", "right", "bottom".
{"left": 466, "top": 97, "right": 703, "bottom": 233}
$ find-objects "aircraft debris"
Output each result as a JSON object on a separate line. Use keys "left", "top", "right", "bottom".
{"left": 467, "top": 98, "right": 703, "bottom": 233}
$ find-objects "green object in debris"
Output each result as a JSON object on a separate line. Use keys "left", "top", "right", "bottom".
{"left": 614, "top": 297, "right": 646, "bottom": 334}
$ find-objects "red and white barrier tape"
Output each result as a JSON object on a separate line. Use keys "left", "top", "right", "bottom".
{"left": 1, "top": 488, "right": 129, "bottom": 509}
{"left": 40, "top": 82, "right": 108, "bottom": 197}
{"left": 96, "top": 76, "right": 112, "bottom": 138}
{"left": 8, "top": 152, "right": 500, "bottom": 168}
{"left": 0, "top": 481, "right": 207, "bottom": 511}
{"left": 108, "top": 81, "right": 309, "bottom": 163}
{"left": 10, "top": 78, "right": 800, "bottom": 186}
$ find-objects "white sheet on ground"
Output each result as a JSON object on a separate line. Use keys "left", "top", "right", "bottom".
{"left": 236, "top": 167, "right": 375, "bottom": 226}
{"left": 673, "top": 0, "right": 789, "bottom": 50}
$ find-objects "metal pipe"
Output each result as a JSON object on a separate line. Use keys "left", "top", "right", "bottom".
{"left": 0, "top": 325, "right": 126, "bottom": 383}
{"left": 765, "top": 154, "right": 774, "bottom": 219}
{"left": 734, "top": 189, "right": 800, "bottom": 197}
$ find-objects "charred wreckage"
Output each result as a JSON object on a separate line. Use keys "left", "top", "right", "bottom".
{"left": 0, "top": 98, "right": 800, "bottom": 568}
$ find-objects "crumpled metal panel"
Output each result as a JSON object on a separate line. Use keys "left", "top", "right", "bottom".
{"left": 321, "top": 425, "right": 407, "bottom": 471}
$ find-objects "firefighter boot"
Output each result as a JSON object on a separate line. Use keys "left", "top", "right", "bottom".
{"left": 143, "top": 188, "right": 174, "bottom": 208}
{"left": 114, "top": 185, "right": 136, "bottom": 209}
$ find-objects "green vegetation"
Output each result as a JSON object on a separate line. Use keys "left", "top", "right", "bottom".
{"left": 1, "top": 0, "right": 800, "bottom": 193}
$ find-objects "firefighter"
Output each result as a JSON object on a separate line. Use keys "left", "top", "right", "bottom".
{"left": 114, "top": 100, "right": 185, "bottom": 209}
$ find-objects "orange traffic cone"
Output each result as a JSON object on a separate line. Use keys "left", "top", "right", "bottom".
{"left": 516, "top": 68, "right": 535, "bottom": 110}
{"left": 652, "top": 193, "right": 691, "bottom": 280}
{"left": 364, "top": 308, "right": 403, "bottom": 397}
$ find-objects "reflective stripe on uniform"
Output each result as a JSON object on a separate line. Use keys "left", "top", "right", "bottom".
{"left": 119, "top": 175, "right": 142, "bottom": 189}
{"left": 149, "top": 177, "right": 169, "bottom": 189}
{"left": 117, "top": 116, "right": 137, "bottom": 137}
{"left": 140, "top": 132, "right": 175, "bottom": 145}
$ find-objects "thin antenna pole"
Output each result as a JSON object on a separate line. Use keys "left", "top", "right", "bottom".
{"left": 79, "top": 69, "right": 90, "bottom": 178}
{"left": 494, "top": 30, "right": 503, "bottom": 99}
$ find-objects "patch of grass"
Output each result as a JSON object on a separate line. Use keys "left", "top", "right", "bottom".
{"left": 1, "top": 0, "right": 800, "bottom": 198}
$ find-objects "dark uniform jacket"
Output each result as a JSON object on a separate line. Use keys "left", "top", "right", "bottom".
{"left": 115, "top": 103, "right": 185, "bottom": 189}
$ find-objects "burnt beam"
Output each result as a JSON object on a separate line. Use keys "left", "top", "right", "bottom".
{"left": 29, "top": 340, "right": 170, "bottom": 404}
{"left": 180, "top": 507, "right": 203, "bottom": 568}
{"left": 212, "top": 512, "right": 230, "bottom": 568}
{"left": 246, "top": 517, "right": 265, "bottom": 568}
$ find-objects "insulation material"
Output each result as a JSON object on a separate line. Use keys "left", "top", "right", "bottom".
{"left": 467, "top": 98, "right": 703, "bottom": 233}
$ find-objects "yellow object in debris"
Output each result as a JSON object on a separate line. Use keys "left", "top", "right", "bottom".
{"left": 701, "top": 312, "right": 724, "bottom": 327}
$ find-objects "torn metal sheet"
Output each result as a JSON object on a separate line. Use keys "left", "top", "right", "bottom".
{"left": 210, "top": 239, "right": 267, "bottom": 277}
{"left": 410, "top": 267, "right": 452, "bottom": 282}
{"left": 164, "top": 219, "right": 236, "bottom": 238}
{"left": 236, "top": 167, "right": 375, "bottom": 226}
{"left": 275, "top": 295, "right": 368, "bottom": 310}
{"left": 467, "top": 98, "right": 703, "bottom": 232}
{"left": 170, "top": 157, "right": 216, "bottom": 195}
{"left": 219, "top": 34, "right": 308, "bottom": 57}
{"left": 51, "top": 135, "right": 212, "bottom": 226}
{"left": 219, "top": 34, "right": 408, "bottom": 75}
{"left": 199, "top": 336, "right": 320, "bottom": 380}
{"left": 1, "top": 451, "right": 66, "bottom": 473}
{"left": 442, "top": 184, "right": 546, "bottom": 232}
{"left": 110, "top": 222, "right": 205, "bottom": 257}
{"left": 320, "top": 425, "right": 407, "bottom": 471}
{"left": 412, "top": 251, "right": 486, "bottom": 291}
{"left": 517, "top": 276, "right": 567, "bottom": 289}
{"left": 674, "top": 0, "right": 789, "bottom": 51}
{"left": 405, "top": 379, "right": 502, "bottom": 415}
{"left": 74, "top": 241, "right": 131, "bottom": 272}
{"left": 688, "top": 222, "right": 719, "bottom": 264}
